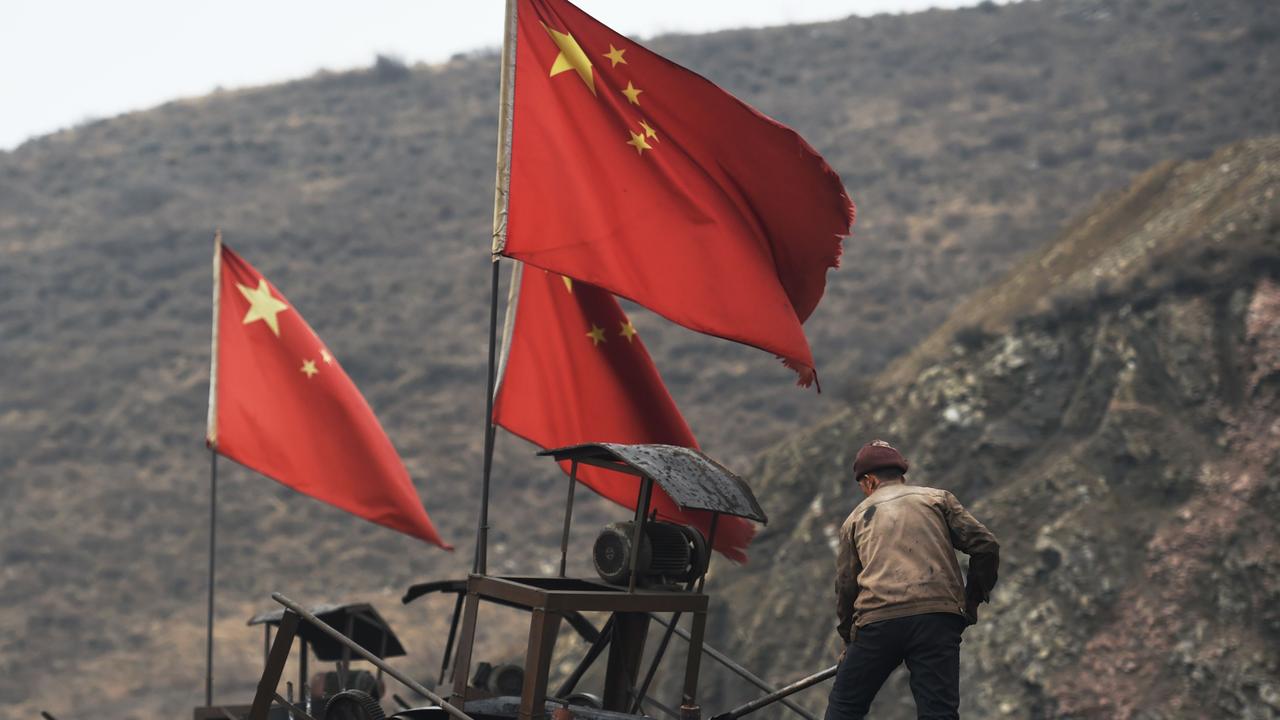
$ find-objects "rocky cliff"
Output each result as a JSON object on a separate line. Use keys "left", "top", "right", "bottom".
{"left": 2, "top": 0, "right": 1278, "bottom": 717}
{"left": 712, "top": 138, "right": 1280, "bottom": 718}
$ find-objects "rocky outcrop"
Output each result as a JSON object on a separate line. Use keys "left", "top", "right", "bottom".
{"left": 711, "top": 139, "right": 1280, "bottom": 719}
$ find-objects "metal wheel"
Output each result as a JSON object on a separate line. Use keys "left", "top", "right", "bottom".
{"left": 325, "top": 689, "right": 386, "bottom": 720}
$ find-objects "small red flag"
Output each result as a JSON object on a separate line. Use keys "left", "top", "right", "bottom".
{"left": 501, "top": 0, "right": 854, "bottom": 387}
{"left": 207, "top": 240, "right": 450, "bottom": 549}
{"left": 493, "top": 265, "right": 756, "bottom": 562}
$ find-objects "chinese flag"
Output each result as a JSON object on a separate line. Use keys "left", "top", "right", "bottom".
{"left": 492, "top": 265, "right": 756, "bottom": 562}
{"left": 502, "top": 0, "right": 855, "bottom": 387}
{"left": 207, "top": 240, "right": 450, "bottom": 549}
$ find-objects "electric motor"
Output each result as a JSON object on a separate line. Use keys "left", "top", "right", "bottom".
{"left": 592, "top": 520, "right": 708, "bottom": 588}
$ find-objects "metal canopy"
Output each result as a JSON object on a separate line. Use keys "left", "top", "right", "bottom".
{"left": 539, "top": 443, "right": 768, "bottom": 524}
{"left": 248, "top": 602, "right": 405, "bottom": 661}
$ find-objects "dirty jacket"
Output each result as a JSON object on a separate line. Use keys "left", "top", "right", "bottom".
{"left": 835, "top": 483, "right": 999, "bottom": 643}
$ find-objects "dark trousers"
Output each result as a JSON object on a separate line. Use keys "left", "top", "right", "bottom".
{"left": 824, "top": 612, "right": 965, "bottom": 720}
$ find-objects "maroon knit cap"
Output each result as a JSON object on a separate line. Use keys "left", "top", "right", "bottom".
{"left": 853, "top": 439, "right": 909, "bottom": 479}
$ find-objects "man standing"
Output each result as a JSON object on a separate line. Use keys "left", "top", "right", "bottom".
{"left": 825, "top": 440, "right": 1000, "bottom": 720}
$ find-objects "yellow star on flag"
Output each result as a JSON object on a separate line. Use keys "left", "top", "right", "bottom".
{"left": 300, "top": 359, "right": 319, "bottom": 378}
{"left": 586, "top": 324, "right": 607, "bottom": 346}
{"left": 638, "top": 119, "right": 658, "bottom": 141}
{"left": 543, "top": 23, "right": 596, "bottom": 95}
{"left": 604, "top": 44, "right": 627, "bottom": 67}
{"left": 561, "top": 275, "right": 574, "bottom": 293}
{"left": 237, "top": 279, "right": 289, "bottom": 337}
{"left": 627, "top": 130, "right": 653, "bottom": 155}
{"left": 621, "top": 81, "right": 643, "bottom": 105}
{"left": 619, "top": 320, "right": 638, "bottom": 342}
{"left": 320, "top": 348, "right": 334, "bottom": 365}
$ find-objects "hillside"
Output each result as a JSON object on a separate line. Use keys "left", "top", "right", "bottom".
{"left": 2, "top": 0, "right": 1278, "bottom": 717}
{"left": 711, "top": 138, "right": 1280, "bottom": 718}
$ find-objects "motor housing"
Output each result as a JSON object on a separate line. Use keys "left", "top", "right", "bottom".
{"left": 592, "top": 520, "right": 708, "bottom": 588}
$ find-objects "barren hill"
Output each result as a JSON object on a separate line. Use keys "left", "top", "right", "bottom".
{"left": 1, "top": 0, "right": 1278, "bottom": 717}
{"left": 713, "top": 138, "right": 1280, "bottom": 718}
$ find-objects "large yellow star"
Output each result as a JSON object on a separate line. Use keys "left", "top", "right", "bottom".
{"left": 621, "top": 81, "right": 643, "bottom": 105}
{"left": 586, "top": 324, "right": 607, "bottom": 346}
{"left": 300, "top": 359, "right": 319, "bottom": 378}
{"left": 543, "top": 23, "right": 596, "bottom": 95}
{"left": 603, "top": 45, "right": 627, "bottom": 67}
{"left": 320, "top": 348, "right": 334, "bottom": 365}
{"left": 619, "top": 320, "right": 638, "bottom": 342}
{"left": 627, "top": 130, "right": 653, "bottom": 155}
{"left": 638, "top": 119, "right": 658, "bottom": 141}
{"left": 237, "top": 279, "right": 289, "bottom": 337}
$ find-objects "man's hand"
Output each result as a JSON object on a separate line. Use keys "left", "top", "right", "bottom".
{"left": 964, "top": 577, "right": 986, "bottom": 625}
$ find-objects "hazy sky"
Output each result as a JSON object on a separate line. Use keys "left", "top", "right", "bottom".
{"left": 1, "top": 0, "right": 985, "bottom": 150}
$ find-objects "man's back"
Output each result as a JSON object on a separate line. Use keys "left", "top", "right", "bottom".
{"left": 836, "top": 483, "right": 999, "bottom": 638}
{"left": 825, "top": 440, "right": 1000, "bottom": 720}
{"left": 844, "top": 484, "right": 969, "bottom": 625}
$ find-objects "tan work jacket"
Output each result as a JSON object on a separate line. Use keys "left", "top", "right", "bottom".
{"left": 834, "top": 483, "right": 999, "bottom": 643}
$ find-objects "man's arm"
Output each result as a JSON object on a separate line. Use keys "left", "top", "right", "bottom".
{"left": 834, "top": 519, "right": 861, "bottom": 644}
{"left": 943, "top": 492, "right": 1000, "bottom": 620}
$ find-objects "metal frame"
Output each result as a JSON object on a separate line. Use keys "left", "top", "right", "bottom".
{"left": 448, "top": 575, "right": 709, "bottom": 720}
{"left": 709, "top": 665, "right": 838, "bottom": 720}
{"left": 249, "top": 594, "right": 475, "bottom": 720}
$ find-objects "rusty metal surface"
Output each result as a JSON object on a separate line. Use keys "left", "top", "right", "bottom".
{"left": 467, "top": 575, "right": 708, "bottom": 614}
{"left": 401, "top": 579, "right": 601, "bottom": 643}
{"left": 248, "top": 603, "right": 406, "bottom": 661}
{"left": 539, "top": 444, "right": 767, "bottom": 523}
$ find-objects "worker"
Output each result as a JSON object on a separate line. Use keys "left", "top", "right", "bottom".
{"left": 824, "top": 440, "right": 1000, "bottom": 720}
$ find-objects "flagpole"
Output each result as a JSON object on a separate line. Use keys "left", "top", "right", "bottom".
{"left": 205, "top": 448, "right": 218, "bottom": 707}
{"left": 205, "top": 230, "right": 222, "bottom": 707}
{"left": 475, "top": 0, "right": 519, "bottom": 576}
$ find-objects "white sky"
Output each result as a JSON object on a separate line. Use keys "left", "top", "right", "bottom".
{"left": 0, "top": 0, "right": 985, "bottom": 150}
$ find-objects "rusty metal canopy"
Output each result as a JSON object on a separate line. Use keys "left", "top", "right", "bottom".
{"left": 539, "top": 443, "right": 768, "bottom": 524}
{"left": 248, "top": 602, "right": 406, "bottom": 661}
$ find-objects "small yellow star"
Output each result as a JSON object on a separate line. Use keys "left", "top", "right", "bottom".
{"left": 603, "top": 45, "right": 627, "bottom": 67}
{"left": 300, "top": 359, "right": 319, "bottom": 378}
{"left": 543, "top": 23, "right": 596, "bottom": 95}
{"left": 638, "top": 119, "right": 658, "bottom": 141}
{"left": 626, "top": 131, "right": 653, "bottom": 155}
{"left": 619, "top": 320, "right": 638, "bottom": 342}
{"left": 320, "top": 348, "right": 334, "bottom": 365}
{"left": 237, "top": 279, "right": 289, "bottom": 337}
{"left": 586, "top": 324, "right": 607, "bottom": 346}
{"left": 561, "top": 275, "right": 574, "bottom": 293}
{"left": 621, "top": 81, "right": 643, "bottom": 105}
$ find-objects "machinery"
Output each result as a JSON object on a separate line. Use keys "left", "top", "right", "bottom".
{"left": 192, "top": 603, "right": 405, "bottom": 720}
{"left": 592, "top": 520, "right": 707, "bottom": 589}
{"left": 243, "top": 443, "right": 836, "bottom": 720}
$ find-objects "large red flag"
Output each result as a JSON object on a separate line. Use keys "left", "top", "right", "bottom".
{"left": 500, "top": 0, "right": 854, "bottom": 386}
{"left": 492, "top": 265, "right": 756, "bottom": 562}
{"left": 207, "top": 239, "right": 450, "bottom": 549}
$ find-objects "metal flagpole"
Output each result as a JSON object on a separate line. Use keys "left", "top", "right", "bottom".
{"left": 475, "top": 263, "right": 500, "bottom": 575}
{"left": 205, "top": 229, "right": 223, "bottom": 706}
{"left": 206, "top": 448, "right": 218, "bottom": 706}
{"left": 475, "top": 0, "right": 519, "bottom": 576}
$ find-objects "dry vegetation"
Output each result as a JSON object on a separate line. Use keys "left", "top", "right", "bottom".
{"left": 1, "top": 0, "right": 1277, "bottom": 717}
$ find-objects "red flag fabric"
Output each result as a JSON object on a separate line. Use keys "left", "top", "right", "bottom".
{"left": 207, "top": 241, "right": 450, "bottom": 549}
{"left": 492, "top": 265, "right": 757, "bottom": 562}
{"left": 501, "top": 0, "right": 854, "bottom": 386}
